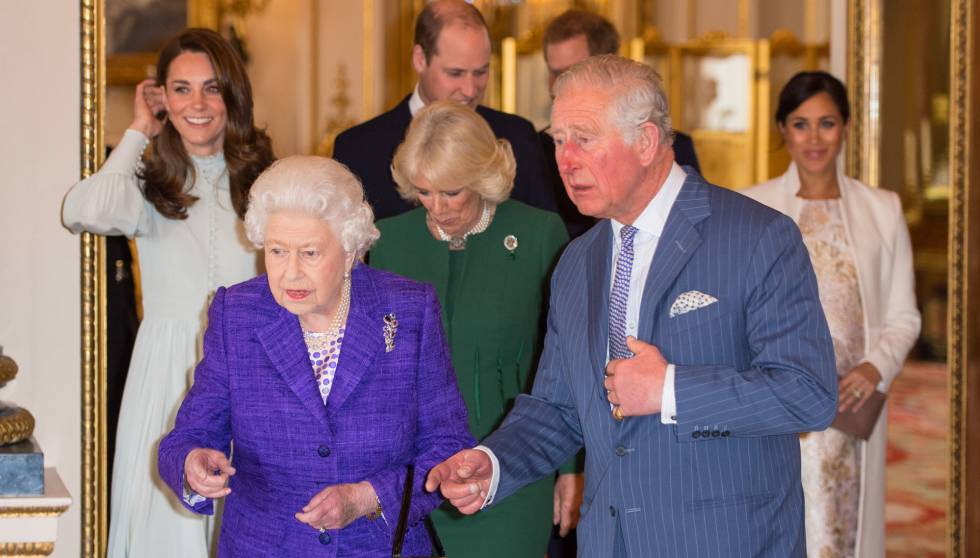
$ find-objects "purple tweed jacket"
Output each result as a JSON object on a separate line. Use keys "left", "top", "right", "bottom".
{"left": 158, "top": 265, "right": 474, "bottom": 557}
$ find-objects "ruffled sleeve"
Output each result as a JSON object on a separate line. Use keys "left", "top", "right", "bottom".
{"left": 62, "top": 128, "right": 152, "bottom": 237}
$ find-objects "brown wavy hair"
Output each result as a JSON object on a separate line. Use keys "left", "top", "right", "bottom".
{"left": 140, "top": 28, "right": 275, "bottom": 220}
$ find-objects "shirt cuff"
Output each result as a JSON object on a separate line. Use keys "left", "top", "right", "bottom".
{"left": 660, "top": 363, "right": 677, "bottom": 424}
{"left": 473, "top": 445, "right": 500, "bottom": 509}
{"left": 103, "top": 128, "right": 150, "bottom": 174}
{"left": 182, "top": 475, "right": 207, "bottom": 506}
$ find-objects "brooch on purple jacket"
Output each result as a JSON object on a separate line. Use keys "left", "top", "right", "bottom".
{"left": 383, "top": 313, "right": 398, "bottom": 353}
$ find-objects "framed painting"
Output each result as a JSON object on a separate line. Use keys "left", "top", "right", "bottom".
{"left": 106, "top": 0, "right": 219, "bottom": 85}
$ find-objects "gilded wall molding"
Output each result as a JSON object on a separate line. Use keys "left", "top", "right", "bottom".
{"left": 849, "top": 0, "right": 968, "bottom": 552}
{"left": 845, "top": 0, "right": 882, "bottom": 186}
{"left": 0, "top": 541, "right": 55, "bottom": 556}
{"left": 948, "top": 0, "right": 970, "bottom": 555}
{"left": 79, "top": 1, "right": 106, "bottom": 557}
{"left": 0, "top": 505, "right": 72, "bottom": 518}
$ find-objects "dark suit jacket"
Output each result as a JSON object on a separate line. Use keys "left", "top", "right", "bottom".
{"left": 539, "top": 130, "right": 701, "bottom": 239}
{"left": 334, "top": 95, "right": 556, "bottom": 220}
{"left": 483, "top": 172, "right": 838, "bottom": 557}
{"left": 158, "top": 266, "right": 474, "bottom": 556}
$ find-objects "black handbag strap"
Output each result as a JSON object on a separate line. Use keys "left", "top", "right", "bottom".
{"left": 391, "top": 465, "right": 414, "bottom": 557}
{"left": 392, "top": 464, "right": 446, "bottom": 558}
{"left": 425, "top": 514, "right": 446, "bottom": 557}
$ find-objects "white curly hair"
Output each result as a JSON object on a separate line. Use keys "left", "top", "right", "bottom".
{"left": 244, "top": 155, "right": 380, "bottom": 260}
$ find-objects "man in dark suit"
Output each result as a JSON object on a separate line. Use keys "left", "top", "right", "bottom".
{"left": 427, "top": 55, "right": 838, "bottom": 557}
{"left": 333, "top": 0, "right": 554, "bottom": 220}
{"left": 541, "top": 10, "right": 700, "bottom": 238}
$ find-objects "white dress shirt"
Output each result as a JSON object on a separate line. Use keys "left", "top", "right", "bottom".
{"left": 476, "top": 162, "right": 688, "bottom": 508}
{"left": 609, "top": 161, "right": 686, "bottom": 425}
{"left": 408, "top": 85, "right": 425, "bottom": 116}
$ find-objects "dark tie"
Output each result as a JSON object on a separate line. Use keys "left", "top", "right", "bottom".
{"left": 608, "top": 225, "right": 638, "bottom": 360}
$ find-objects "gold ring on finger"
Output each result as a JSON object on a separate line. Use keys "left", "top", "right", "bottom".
{"left": 612, "top": 406, "right": 624, "bottom": 421}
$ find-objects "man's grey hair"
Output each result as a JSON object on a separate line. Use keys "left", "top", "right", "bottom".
{"left": 244, "top": 156, "right": 380, "bottom": 260}
{"left": 553, "top": 54, "right": 674, "bottom": 148}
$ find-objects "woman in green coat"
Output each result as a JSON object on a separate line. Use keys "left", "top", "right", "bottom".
{"left": 370, "top": 101, "right": 577, "bottom": 558}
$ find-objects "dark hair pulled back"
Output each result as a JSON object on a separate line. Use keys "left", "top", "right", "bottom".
{"left": 775, "top": 71, "right": 850, "bottom": 126}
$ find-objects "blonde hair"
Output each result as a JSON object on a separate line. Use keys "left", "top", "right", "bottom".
{"left": 391, "top": 101, "right": 515, "bottom": 204}
{"left": 244, "top": 155, "right": 379, "bottom": 260}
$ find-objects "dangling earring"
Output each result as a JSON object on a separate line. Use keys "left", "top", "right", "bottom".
{"left": 344, "top": 269, "right": 351, "bottom": 279}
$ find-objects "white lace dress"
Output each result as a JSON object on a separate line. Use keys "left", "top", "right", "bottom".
{"left": 797, "top": 198, "right": 864, "bottom": 558}
{"left": 63, "top": 129, "right": 259, "bottom": 557}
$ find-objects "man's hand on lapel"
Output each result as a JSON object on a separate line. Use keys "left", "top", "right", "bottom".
{"left": 604, "top": 336, "right": 667, "bottom": 417}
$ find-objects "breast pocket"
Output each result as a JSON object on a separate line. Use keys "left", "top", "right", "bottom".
{"left": 666, "top": 298, "right": 731, "bottom": 333}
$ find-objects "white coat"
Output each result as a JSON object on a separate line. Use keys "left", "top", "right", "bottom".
{"left": 742, "top": 162, "right": 921, "bottom": 558}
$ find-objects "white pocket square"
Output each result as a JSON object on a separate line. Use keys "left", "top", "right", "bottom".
{"left": 669, "top": 291, "right": 718, "bottom": 318}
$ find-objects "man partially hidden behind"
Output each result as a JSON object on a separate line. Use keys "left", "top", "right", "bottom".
{"left": 334, "top": 0, "right": 555, "bottom": 220}
{"left": 541, "top": 9, "right": 700, "bottom": 238}
{"left": 426, "top": 55, "right": 839, "bottom": 557}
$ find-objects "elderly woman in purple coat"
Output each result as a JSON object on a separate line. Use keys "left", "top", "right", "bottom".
{"left": 158, "top": 155, "right": 473, "bottom": 556}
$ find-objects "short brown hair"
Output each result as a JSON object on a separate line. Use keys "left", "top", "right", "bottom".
{"left": 543, "top": 9, "right": 620, "bottom": 57}
{"left": 414, "top": 0, "right": 489, "bottom": 62}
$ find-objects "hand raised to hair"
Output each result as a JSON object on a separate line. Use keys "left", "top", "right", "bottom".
{"left": 130, "top": 78, "right": 167, "bottom": 139}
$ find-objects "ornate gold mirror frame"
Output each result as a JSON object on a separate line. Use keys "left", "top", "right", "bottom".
{"left": 847, "top": 0, "right": 971, "bottom": 555}
{"left": 77, "top": 1, "right": 973, "bottom": 556}
{"left": 79, "top": 1, "right": 105, "bottom": 556}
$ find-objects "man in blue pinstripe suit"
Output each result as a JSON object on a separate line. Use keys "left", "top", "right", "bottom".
{"left": 427, "top": 55, "right": 838, "bottom": 557}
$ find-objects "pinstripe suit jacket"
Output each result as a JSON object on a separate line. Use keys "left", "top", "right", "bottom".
{"left": 482, "top": 170, "right": 838, "bottom": 557}
{"left": 158, "top": 267, "right": 474, "bottom": 556}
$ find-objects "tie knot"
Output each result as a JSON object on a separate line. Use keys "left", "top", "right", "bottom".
{"left": 620, "top": 225, "right": 638, "bottom": 246}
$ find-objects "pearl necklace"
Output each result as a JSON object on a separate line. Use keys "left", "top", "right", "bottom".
{"left": 435, "top": 202, "right": 492, "bottom": 250}
{"left": 302, "top": 274, "right": 351, "bottom": 351}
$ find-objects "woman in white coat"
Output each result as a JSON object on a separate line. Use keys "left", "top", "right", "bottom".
{"left": 743, "top": 71, "right": 920, "bottom": 558}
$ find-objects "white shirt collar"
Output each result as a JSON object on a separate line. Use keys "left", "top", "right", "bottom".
{"left": 611, "top": 162, "right": 687, "bottom": 239}
{"left": 409, "top": 84, "right": 425, "bottom": 117}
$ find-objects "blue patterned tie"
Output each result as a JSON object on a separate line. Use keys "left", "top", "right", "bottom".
{"left": 608, "top": 225, "right": 638, "bottom": 360}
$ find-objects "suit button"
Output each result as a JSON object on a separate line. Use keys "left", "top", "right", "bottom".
{"left": 722, "top": 430, "right": 731, "bottom": 437}
{"left": 609, "top": 506, "right": 617, "bottom": 517}
{"left": 711, "top": 430, "right": 720, "bottom": 437}
{"left": 692, "top": 431, "right": 701, "bottom": 439}
{"left": 318, "top": 531, "right": 331, "bottom": 545}
{"left": 615, "top": 446, "right": 627, "bottom": 456}
{"left": 317, "top": 445, "right": 331, "bottom": 457}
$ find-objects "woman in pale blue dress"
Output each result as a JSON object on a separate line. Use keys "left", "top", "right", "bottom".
{"left": 62, "top": 29, "right": 275, "bottom": 557}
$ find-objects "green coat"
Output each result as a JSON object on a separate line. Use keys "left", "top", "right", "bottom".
{"left": 370, "top": 200, "right": 568, "bottom": 558}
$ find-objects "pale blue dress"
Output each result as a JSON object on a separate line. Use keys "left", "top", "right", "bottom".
{"left": 63, "top": 129, "right": 259, "bottom": 557}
